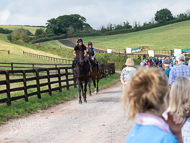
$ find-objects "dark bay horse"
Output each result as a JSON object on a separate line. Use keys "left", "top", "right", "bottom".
{"left": 86, "top": 54, "right": 100, "bottom": 95}
{"left": 75, "top": 50, "right": 90, "bottom": 104}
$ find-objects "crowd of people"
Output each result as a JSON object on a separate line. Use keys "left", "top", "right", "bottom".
{"left": 120, "top": 54, "right": 190, "bottom": 143}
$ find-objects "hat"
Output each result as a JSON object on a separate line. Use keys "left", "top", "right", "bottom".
{"left": 125, "top": 58, "right": 134, "bottom": 66}
{"left": 88, "top": 41, "right": 92, "bottom": 46}
{"left": 77, "top": 37, "right": 83, "bottom": 43}
{"left": 163, "top": 59, "right": 170, "bottom": 67}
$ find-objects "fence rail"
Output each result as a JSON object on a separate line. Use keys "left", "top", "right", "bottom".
{"left": 0, "top": 50, "right": 10, "bottom": 54}
{"left": 23, "top": 51, "right": 73, "bottom": 64}
{"left": 0, "top": 63, "right": 115, "bottom": 106}
{"left": 0, "top": 62, "right": 71, "bottom": 71}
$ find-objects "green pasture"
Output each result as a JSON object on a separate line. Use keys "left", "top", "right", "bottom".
{"left": 40, "top": 40, "right": 72, "bottom": 49}
{"left": 0, "top": 25, "right": 44, "bottom": 35}
{"left": 72, "top": 20, "right": 190, "bottom": 52}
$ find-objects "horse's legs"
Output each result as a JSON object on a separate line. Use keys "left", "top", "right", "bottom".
{"left": 97, "top": 75, "right": 99, "bottom": 93}
{"left": 93, "top": 77, "right": 97, "bottom": 94}
{"left": 88, "top": 78, "right": 92, "bottom": 96}
{"left": 78, "top": 80, "right": 82, "bottom": 104}
{"left": 84, "top": 82, "right": 87, "bottom": 103}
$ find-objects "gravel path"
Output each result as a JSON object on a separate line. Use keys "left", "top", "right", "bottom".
{"left": 0, "top": 82, "right": 135, "bottom": 143}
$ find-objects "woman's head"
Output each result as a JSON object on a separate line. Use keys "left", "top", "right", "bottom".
{"left": 169, "top": 77, "right": 190, "bottom": 118}
{"left": 122, "top": 67, "right": 169, "bottom": 119}
{"left": 125, "top": 58, "right": 134, "bottom": 66}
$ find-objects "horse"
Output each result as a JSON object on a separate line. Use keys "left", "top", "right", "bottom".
{"left": 75, "top": 50, "right": 90, "bottom": 104}
{"left": 86, "top": 54, "right": 100, "bottom": 96}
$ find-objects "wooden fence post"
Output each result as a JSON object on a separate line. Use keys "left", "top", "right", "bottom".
{"left": 47, "top": 69, "right": 52, "bottom": 96}
{"left": 11, "top": 63, "right": 13, "bottom": 71}
{"left": 22, "top": 70, "right": 28, "bottom": 101}
{"left": 35, "top": 69, "right": 41, "bottom": 99}
{"left": 65, "top": 68, "right": 69, "bottom": 90}
{"left": 5, "top": 71, "right": 11, "bottom": 106}
{"left": 8, "top": 51, "right": 10, "bottom": 55}
{"left": 23, "top": 51, "right": 24, "bottom": 55}
{"left": 57, "top": 68, "right": 62, "bottom": 92}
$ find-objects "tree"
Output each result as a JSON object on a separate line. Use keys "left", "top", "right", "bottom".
{"left": 155, "top": 8, "right": 173, "bottom": 23}
{"left": 7, "top": 29, "right": 30, "bottom": 43}
{"left": 46, "top": 14, "right": 92, "bottom": 35}
{"left": 35, "top": 28, "right": 45, "bottom": 36}
{"left": 177, "top": 13, "right": 187, "bottom": 19}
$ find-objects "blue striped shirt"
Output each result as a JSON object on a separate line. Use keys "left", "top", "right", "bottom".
{"left": 169, "top": 63, "right": 190, "bottom": 85}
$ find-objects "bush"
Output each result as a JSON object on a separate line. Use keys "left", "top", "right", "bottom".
{"left": 30, "top": 34, "right": 66, "bottom": 44}
{"left": 0, "top": 27, "right": 13, "bottom": 34}
{"left": 7, "top": 28, "right": 31, "bottom": 43}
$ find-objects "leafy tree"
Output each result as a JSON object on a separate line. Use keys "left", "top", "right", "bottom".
{"left": 155, "top": 8, "right": 173, "bottom": 23}
{"left": 35, "top": 28, "right": 45, "bottom": 36}
{"left": 177, "top": 13, "right": 187, "bottom": 19}
{"left": 46, "top": 14, "right": 92, "bottom": 35}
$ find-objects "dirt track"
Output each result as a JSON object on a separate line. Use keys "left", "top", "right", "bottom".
{"left": 0, "top": 82, "right": 135, "bottom": 143}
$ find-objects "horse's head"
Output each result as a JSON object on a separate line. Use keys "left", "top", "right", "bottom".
{"left": 76, "top": 50, "right": 84, "bottom": 66}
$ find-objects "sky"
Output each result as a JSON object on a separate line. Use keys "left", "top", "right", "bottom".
{"left": 0, "top": 0, "right": 190, "bottom": 29}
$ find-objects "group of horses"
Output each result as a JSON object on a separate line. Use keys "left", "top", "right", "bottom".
{"left": 74, "top": 50, "right": 101, "bottom": 104}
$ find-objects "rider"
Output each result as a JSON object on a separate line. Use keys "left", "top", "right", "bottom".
{"left": 72, "top": 37, "right": 91, "bottom": 73}
{"left": 86, "top": 41, "right": 99, "bottom": 73}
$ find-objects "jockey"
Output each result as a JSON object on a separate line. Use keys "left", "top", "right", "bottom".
{"left": 72, "top": 37, "right": 91, "bottom": 73}
{"left": 87, "top": 41, "right": 99, "bottom": 73}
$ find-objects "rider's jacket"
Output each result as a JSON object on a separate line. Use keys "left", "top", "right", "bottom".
{"left": 74, "top": 44, "right": 86, "bottom": 52}
{"left": 87, "top": 47, "right": 96, "bottom": 58}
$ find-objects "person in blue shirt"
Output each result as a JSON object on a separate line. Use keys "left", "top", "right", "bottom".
{"left": 169, "top": 54, "right": 190, "bottom": 86}
{"left": 122, "top": 67, "right": 183, "bottom": 143}
{"left": 158, "top": 57, "right": 162, "bottom": 69}
{"left": 163, "top": 59, "right": 171, "bottom": 78}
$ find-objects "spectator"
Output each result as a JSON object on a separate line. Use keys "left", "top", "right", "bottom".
{"left": 143, "top": 59, "right": 146, "bottom": 66}
{"left": 143, "top": 54, "right": 146, "bottom": 59}
{"left": 124, "top": 49, "right": 126, "bottom": 55}
{"left": 140, "top": 60, "right": 144, "bottom": 66}
{"left": 158, "top": 57, "right": 162, "bottom": 69}
{"left": 172, "top": 57, "right": 176, "bottom": 67}
{"left": 166, "top": 56, "right": 170, "bottom": 60}
{"left": 188, "top": 59, "right": 190, "bottom": 66}
{"left": 169, "top": 54, "right": 190, "bottom": 86}
{"left": 120, "top": 58, "right": 136, "bottom": 86}
{"left": 122, "top": 67, "right": 183, "bottom": 143}
{"left": 149, "top": 57, "right": 154, "bottom": 67}
{"left": 60, "top": 46, "right": 62, "bottom": 49}
{"left": 163, "top": 59, "right": 171, "bottom": 78}
{"left": 169, "top": 77, "right": 190, "bottom": 143}
{"left": 146, "top": 60, "right": 149, "bottom": 67}
{"left": 154, "top": 57, "right": 159, "bottom": 67}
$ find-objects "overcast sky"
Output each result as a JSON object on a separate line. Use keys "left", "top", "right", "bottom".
{"left": 0, "top": 0, "right": 190, "bottom": 29}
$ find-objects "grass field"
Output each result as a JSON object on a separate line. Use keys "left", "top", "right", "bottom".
{"left": 0, "top": 34, "right": 61, "bottom": 57}
{"left": 72, "top": 20, "right": 190, "bottom": 51}
{"left": 40, "top": 40, "right": 72, "bottom": 49}
{"left": 0, "top": 25, "right": 45, "bottom": 35}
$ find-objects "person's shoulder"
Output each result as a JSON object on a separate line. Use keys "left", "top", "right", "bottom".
{"left": 74, "top": 45, "right": 79, "bottom": 48}
{"left": 82, "top": 44, "right": 86, "bottom": 48}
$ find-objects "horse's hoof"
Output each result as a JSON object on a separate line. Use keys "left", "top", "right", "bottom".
{"left": 84, "top": 100, "right": 87, "bottom": 103}
{"left": 79, "top": 100, "right": 82, "bottom": 104}
{"left": 95, "top": 91, "right": 97, "bottom": 94}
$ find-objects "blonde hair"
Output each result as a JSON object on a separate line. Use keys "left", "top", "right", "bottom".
{"left": 125, "top": 58, "right": 134, "bottom": 66}
{"left": 122, "top": 67, "right": 169, "bottom": 119}
{"left": 169, "top": 77, "right": 190, "bottom": 118}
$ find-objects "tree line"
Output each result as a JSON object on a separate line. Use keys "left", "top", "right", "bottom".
{"left": 6, "top": 8, "right": 190, "bottom": 44}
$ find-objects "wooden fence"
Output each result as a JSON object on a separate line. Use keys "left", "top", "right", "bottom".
{"left": 23, "top": 51, "right": 73, "bottom": 64}
{"left": 0, "top": 63, "right": 115, "bottom": 106}
{"left": 0, "top": 50, "right": 10, "bottom": 54}
{"left": 0, "top": 62, "right": 71, "bottom": 71}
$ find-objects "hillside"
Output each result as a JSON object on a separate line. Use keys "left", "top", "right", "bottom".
{"left": 0, "top": 25, "right": 44, "bottom": 35}
{"left": 72, "top": 20, "right": 190, "bottom": 51}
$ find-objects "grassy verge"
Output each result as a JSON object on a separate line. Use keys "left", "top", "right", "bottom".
{"left": 40, "top": 40, "right": 72, "bottom": 49}
{"left": 0, "top": 73, "right": 120, "bottom": 125}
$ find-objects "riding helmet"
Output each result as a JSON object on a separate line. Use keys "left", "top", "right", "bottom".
{"left": 88, "top": 41, "right": 92, "bottom": 46}
{"left": 77, "top": 37, "right": 83, "bottom": 43}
